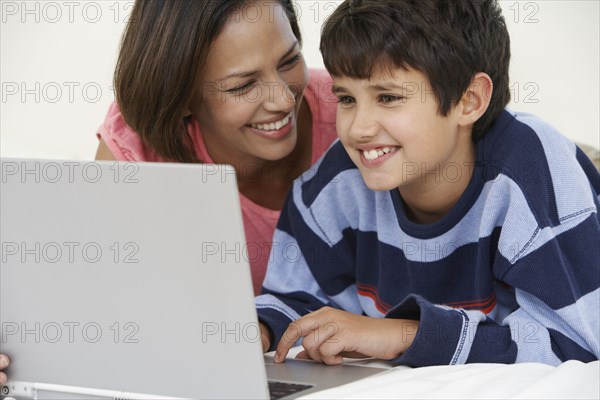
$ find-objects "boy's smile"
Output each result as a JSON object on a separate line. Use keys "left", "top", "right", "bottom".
{"left": 357, "top": 144, "right": 399, "bottom": 166}
{"left": 333, "top": 67, "right": 476, "bottom": 223}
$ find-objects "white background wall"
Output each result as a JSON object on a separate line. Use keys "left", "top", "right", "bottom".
{"left": 1, "top": 0, "right": 598, "bottom": 161}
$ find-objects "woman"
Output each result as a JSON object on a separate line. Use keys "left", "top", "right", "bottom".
{"left": 0, "top": 0, "right": 342, "bottom": 381}
{"left": 95, "top": 0, "right": 338, "bottom": 295}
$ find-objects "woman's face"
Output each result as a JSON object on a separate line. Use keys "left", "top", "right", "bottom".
{"left": 190, "top": 1, "right": 309, "bottom": 167}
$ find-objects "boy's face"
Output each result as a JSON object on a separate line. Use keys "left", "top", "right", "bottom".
{"left": 332, "top": 67, "right": 474, "bottom": 192}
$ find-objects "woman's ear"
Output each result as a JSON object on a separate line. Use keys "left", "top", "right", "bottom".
{"left": 458, "top": 72, "right": 493, "bottom": 127}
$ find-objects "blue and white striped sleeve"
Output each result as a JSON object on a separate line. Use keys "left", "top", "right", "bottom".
{"left": 387, "top": 208, "right": 599, "bottom": 367}
{"left": 255, "top": 183, "right": 335, "bottom": 351}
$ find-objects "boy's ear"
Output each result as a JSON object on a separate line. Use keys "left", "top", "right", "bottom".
{"left": 458, "top": 72, "right": 493, "bottom": 127}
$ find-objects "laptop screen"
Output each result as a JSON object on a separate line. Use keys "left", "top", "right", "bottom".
{"left": 0, "top": 159, "right": 268, "bottom": 399}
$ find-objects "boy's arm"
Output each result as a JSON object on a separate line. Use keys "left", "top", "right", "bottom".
{"left": 255, "top": 194, "right": 333, "bottom": 351}
{"left": 386, "top": 211, "right": 600, "bottom": 367}
{"left": 490, "top": 211, "right": 599, "bottom": 364}
{"left": 255, "top": 174, "right": 421, "bottom": 362}
{"left": 255, "top": 154, "right": 374, "bottom": 354}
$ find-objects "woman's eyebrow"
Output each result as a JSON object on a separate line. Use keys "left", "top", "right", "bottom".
{"left": 278, "top": 41, "right": 300, "bottom": 61}
{"left": 216, "top": 41, "right": 300, "bottom": 83}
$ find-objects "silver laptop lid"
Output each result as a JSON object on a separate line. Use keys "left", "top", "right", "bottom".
{"left": 0, "top": 159, "right": 268, "bottom": 399}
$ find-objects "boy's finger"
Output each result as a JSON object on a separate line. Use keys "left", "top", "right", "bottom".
{"left": 275, "top": 312, "right": 334, "bottom": 362}
{"left": 295, "top": 350, "right": 310, "bottom": 360}
{"left": 274, "top": 340, "right": 293, "bottom": 363}
{"left": 274, "top": 317, "right": 317, "bottom": 362}
{"left": 274, "top": 324, "right": 300, "bottom": 362}
{"left": 320, "top": 353, "right": 344, "bottom": 366}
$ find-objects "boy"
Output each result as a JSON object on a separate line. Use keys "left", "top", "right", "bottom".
{"left": 256, "top": 0, "right": 600, "bottom": 367}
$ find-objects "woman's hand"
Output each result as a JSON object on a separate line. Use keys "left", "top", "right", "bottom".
{"left": 0, "top": 354, "right": 10, "bottom": 384}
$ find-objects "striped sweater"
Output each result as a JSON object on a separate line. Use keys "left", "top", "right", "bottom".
{"left": 255, "top": 109, "right": 600, "bottom": 366}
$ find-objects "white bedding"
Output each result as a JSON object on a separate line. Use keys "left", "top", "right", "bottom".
{"left": 299, "top": 361, "right": 598, "bottom": 399}
{"left": 273, "top": 348, "right": 599, "bottom": 399}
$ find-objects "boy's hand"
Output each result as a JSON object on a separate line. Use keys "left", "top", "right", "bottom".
{"left": 0, "top": 353, "right": 10, "bottom": 384}
{"left": 274, "top": 307, "right": 418, "bottom": 365}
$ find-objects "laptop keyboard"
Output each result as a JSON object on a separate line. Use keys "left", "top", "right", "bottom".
{"left": 268, "top": 380, "right": 313, "bottom": 400}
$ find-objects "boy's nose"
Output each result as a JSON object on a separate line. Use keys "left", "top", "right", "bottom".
{"left": 348, "top": 106, "right": 379, "bottom": 140}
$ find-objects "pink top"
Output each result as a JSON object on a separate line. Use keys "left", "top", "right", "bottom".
{"left": 97, "top": 69, "right": 338, "bottom": 295}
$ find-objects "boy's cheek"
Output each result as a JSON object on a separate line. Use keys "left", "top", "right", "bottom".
{"left": 339, "top": 141, "right": 359, "bottom": 162}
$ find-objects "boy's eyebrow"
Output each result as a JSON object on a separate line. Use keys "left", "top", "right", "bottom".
{"left": 370, "top": 82, "right": 411, "bottom": 92}
{"left": 331, "top": 84, "right": 347, "bottom": 94}
{"left": 331, "top": 82, "right": 414, "bottom": 94}
{"left": 216, "top": 41, "right": 300, "bottom": 82}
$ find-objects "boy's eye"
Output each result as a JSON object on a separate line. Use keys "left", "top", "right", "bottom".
{"left": 337, "top": 96, "right": 355, "bottom": 105}
{"left": 379, "top": 94, "right": 403, "bottom": 103}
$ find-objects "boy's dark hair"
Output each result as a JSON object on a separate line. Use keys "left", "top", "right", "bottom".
{"left": 320, "top": 0, "right": 511, "bottom": 141}
{"left": 115, "top": 0, "right": 302, "bottom": 162}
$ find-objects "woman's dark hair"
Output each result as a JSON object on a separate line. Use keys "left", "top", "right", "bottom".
{"left": 115, "top": 0, "right": 302, "bottom": 162}
{"left": 320, "top": 0, "right": 511, "bottom": 141}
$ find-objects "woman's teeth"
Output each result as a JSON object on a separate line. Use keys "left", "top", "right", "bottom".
{"left": 363, "top": 147, "right": 392, "bottom": 161}
{"left": 250, "top": 114, "right": 291, "bottom": 131}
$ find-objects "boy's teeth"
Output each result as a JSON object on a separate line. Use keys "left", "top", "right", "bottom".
{"left": 363, "top": 147, "right": 392, "bottom": 161}
{"left": 250, "top": 115, "right": 290, "bottom": 131}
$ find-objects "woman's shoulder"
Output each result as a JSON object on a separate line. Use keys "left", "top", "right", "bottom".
{"left": 308, "top": 68, "right": 333, "bottom": 85}
{"left": 305, "top": 68, "right": 337, "bottom": 115}
{"left": 304, "top": 69, "right": 338, "bottom": 161}
{"left": 97, "top": 102, "right": 163, "bottom": 162}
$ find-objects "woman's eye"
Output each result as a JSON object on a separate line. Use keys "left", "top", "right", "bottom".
{"left": 227, "top": 81, "right": 255, "bottom": 93}
{"left": 281, "top": 54, "right": 302, "bottom": 69}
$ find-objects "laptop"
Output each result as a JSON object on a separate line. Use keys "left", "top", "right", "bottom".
{"left": 0, "top": 158, "right": 389, "bottom": 400}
